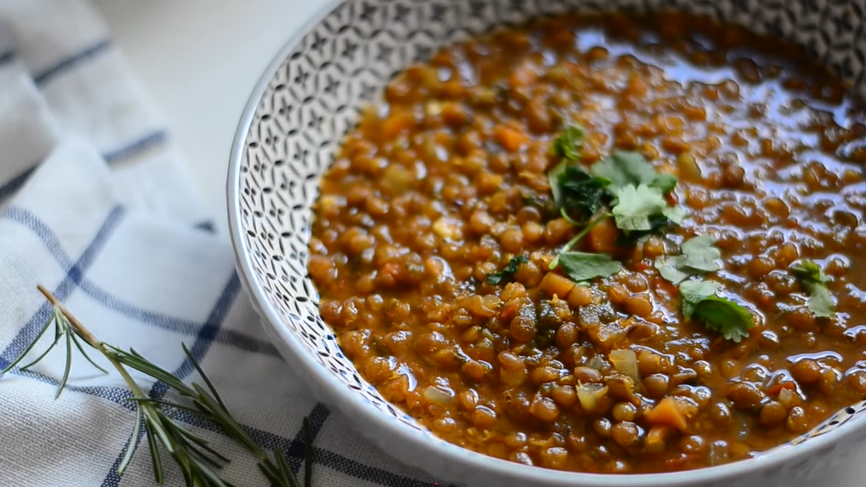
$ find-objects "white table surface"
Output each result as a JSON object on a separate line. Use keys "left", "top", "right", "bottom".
{"left": 93, "top": 1, "right": 866, "bottom": 485}
{"left": 95, "top": 0, "right": 321, "bottom": 233}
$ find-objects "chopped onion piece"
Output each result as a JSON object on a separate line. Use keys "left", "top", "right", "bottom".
{"left": 423, "top": 386, "right": 454, "bottom": 404}
{"left": 381, "top": 165, "right": 415, "bottom": 195}
{"left": 587, "top": 355, "right": 607, "bottom": 371}
{"left": 577, "top": 383, "right": 608, "bottom": 412}
{"left": 610, "top": 349, "right": 641, "bottom": 384}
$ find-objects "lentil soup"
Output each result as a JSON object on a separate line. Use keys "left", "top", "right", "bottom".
{"left": 307, "top": 12, "right": 866, "bottom": 473}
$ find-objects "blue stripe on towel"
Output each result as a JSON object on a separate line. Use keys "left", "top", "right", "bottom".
{"left": 0, "top": 350, "right": 438, "bottom": 487}
{"left": 0, "top": 166, "right": 35, "bottom": 204}
{"left": 2, "top": 206, "right": 278, "bottom": 357}
{"left": 244, "top": 403, "right": 439, "bottom": 487}
{"left": 0, "top": 361, "right": 136, "bottom": 409}
{"left": 99, "top": 397, "right": 440, "bottom": 487}
{"left": 0, "top": 49, "right": 14, "bottom": 66}
{"left": 287, "top": 403, "right": 330, "bottom": 473}
{"left": 100, "top": 271, "right": 242, "bottom": 487}
{"left": 0, "top": 207, "right": 435, "bottom": 486}
{"left": 102, "top": 130, "right": 167, "bottom": 164}
{"left": 194, "top": 220, "right": 216, "bottom": 233}
{"left": 3, "top": 206, "right": 75, "bottom": 267}
{"left": 0, "top": 206, "right": 125, "bottom": 365}
{"left": 33, "top": 39, "right": 111, "bottom": 85}
{"left": 174, "top": 272, "right": 241, "bottom": 379}
{"left": 0, "top": 359, "right": 439, "bottom": 487}
{"left": 77, "top": 277, "right": 278, "bottom": 356}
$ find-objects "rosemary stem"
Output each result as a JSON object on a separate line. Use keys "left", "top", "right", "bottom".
{"left": 36, "top": 285, "right": 149, "bottom": 399}
{"left": 37, "top": 285, "right": 97, "bottom": 345}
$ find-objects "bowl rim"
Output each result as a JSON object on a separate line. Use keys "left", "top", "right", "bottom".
{"left": 226, "top": 0, "right": 866, "bottom": 484}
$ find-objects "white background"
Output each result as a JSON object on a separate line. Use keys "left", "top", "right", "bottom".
{"left": 95, "top": 0, "right": 321, "bottom": 232}
{"left": 93, "top": 1, "right": 866, "bottom": 485}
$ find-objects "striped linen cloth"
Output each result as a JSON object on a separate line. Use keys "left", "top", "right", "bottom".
{"left": 0, "top": 1, "right": 438, "bottom": 486}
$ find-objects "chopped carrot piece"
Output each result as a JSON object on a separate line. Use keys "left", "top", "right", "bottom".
{"left": 441, "top": 80, "right": 467, "bottom": 99}
{"left": 494, "top": 125, "right": 529, "bottom": 152}
{"left": 382, "top": 111, "right": 416, "bottom": 140}
{"left": 645, "top": 425, "right": 673, "bottom": 453}
{"left": 645, "top": 397, "right": 689, "bottom": 432}
{"left": 539, "top": 273, "right": 576, "bottom": 299}
{"left": 766, "top": 381, "right": 796, "bottom": 396}
{"left": 379, "top": 262, "right": 401, "bottom": 287}
{"left": 509, "top": 66, "right": 538, "bottom": 87}
{"left": 654, "top": 277, "right": 679, "bottom": 298}
{"left": 587, "top": 217, "right": 619, "bottom": 253}
{"left": 441, "top": 103, "right": 468, "bottom": 125}
{"left": 664, "top": 453, "right": 701, "bottom": 470}
{"left": 499, "top": 301, "right": 519, "bottom": 323}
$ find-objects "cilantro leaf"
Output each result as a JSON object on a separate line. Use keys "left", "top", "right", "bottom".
{"left": 651, "top": 173, "right": 679, "bottom": 195}
{"left": 548, "top": 124, "right": 609, "bottom": 222}
{"left": 692, "top": 296, "right": 754, "bottom": 342}
{"left": 614, "top": 214, "right": 672, "bottom": 246}
{"left": 657, "top": 262, "right": 690, "bottom": 285}
{"left": 790, "top": 260, "right": 835, "bottom": 318}
{"left": 552, "top": 166, "right": 611, "bottom": 221}
{"left": 679, "top": 235, "right": 723, "bottom": 272}
{"left": 558, "top": 252, "right": 622, "bottom": 282}
{"left": 609, "top": 181, "right": 687, "bottom": 243}
{"left": 791, "top": 259, "right": 828, "bottom": 284}
{"left": 662, "top": 205, "right": 687, "bottom": 224}
{"left": 807, "top": 287, "right": 835, "bottom": 318}
{"left": 550, "top": 124, "right": 586, "bottom": 161}
{"left": 590, "top": 151, "right": 678, "bottom": 195}
{"left": 548, "top": 161, "right": 568, "bottom": 208}
{"left": 590, "top": 151, "right": 656, "bottom": 191}
{"left": 679, "top": 279, "right": 721, "bottom": 317}
{"left": 486, "top": 255, "right": 529, "bottom": 285}
{"left": 679, "top": 280, "right": 754, "bottom": 342}
{"left": 611, "top": 184, "right": 668, "bottom": 231}
{"left": 655, "top": 235, "right": 722, "bottom": 284}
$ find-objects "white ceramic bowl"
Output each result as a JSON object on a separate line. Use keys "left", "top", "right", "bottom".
{"left": 227, "top": 1, "right": 866, "bottom": 485}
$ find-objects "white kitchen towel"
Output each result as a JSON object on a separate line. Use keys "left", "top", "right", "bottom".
{"left": 0, "top": 2, "right": 438, "bottom": 486}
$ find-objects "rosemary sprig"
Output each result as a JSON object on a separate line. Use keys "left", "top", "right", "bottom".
{"left": 2, "top": 306, "right": 107, "bottom": 398}
{"left": 1, "top": 285, "right": 313, "bottom": 487}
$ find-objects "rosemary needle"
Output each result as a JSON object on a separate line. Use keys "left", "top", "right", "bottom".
{"left": 0, "top": 285, "right": 314, "bottom": 487}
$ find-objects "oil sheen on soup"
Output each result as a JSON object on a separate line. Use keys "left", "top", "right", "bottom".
{"left": 307, "top": 12, "right": 866, "bottom": 473}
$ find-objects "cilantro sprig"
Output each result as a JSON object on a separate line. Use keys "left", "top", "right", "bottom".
{"left": 544, "top": 126, "right": 686, "bottom": 283}
{"left": 655, "top": 235, "right": 722, "bottom": 284}
{"left": 540, "top": 127, "right": 758, "bottom": 343}
{"left": 657, "top": 238, "right": 753, "bottom": 342}
{"left": 790, "top": 260, "right": 835, "bottom": 318}
{"left": 679, "top": 280, "right": 754, "bottom": 343}
{"left": 541, "top": 128, "right": 757, "bottom": 343}
{"left": 591, "top": 151, "right": 685, "bottom": 242}
{"left": 486, "top": 255, "right": 529, "bottom": 285}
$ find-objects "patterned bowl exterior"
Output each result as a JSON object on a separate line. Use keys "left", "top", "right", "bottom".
{"left": 228, "top": 1, "right": 866, "bottom": 485}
